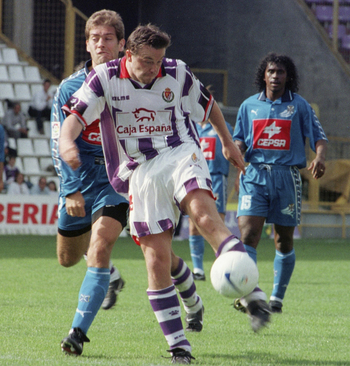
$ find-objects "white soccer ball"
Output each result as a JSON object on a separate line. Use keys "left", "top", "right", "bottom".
{"left": 210, "top": 251, "right": 259, "bottom": 299}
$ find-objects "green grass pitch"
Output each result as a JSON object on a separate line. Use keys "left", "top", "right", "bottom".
{"left": 0, "top": 235, "right": 349, "bottom": 365}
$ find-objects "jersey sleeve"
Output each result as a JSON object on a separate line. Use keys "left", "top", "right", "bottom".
{"left": 233, "top": 103, "right": 247, "bottom": 143}
{"left": 62, "top": 68, "right": 106, "bottom": 129}
{"left": 180, "top": 62, "right": 214, "bottom": 123}
{"left": 51, "top": 77, "right": 83, "bottom": 197}
{"left": 302, "top": 103, "right": 328, "bottom": 152}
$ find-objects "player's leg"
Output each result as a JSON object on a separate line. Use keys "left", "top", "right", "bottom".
{"left": 140, "top": 231, "right": 192, "bottom": 357}
{"left": 62, "top": 205, "right": 127, "bottom": 355}
{"left": 188, "top": 217, "right": 206, "bottom": 280}
{"left": 171, "top": 250, "right": 204, "bottom": 332}
{"left": 270, "top": 224, "right": 295, "bottom": 313}
{"left": 181, "top": 189, "right": 245, "bottom": 253}
{"left": 57, "top": 231, "right": 90, "bottom": 267}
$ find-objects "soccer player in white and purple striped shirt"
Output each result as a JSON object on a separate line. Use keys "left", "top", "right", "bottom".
{"left": 59, "top": 24, "right": 262, "bottom": 363}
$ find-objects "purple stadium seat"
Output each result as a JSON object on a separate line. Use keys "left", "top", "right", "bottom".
{"left": 338, "top": 6, "right": 350, "bottom": 22}
{"left": 315, "top": 6, "right": 333, "bottom": 22}
{"left": 328, "top": 24, "right": 347, "bottom": 39}
{"left": 341, "top": 34, "right": 350, "bottom": 49}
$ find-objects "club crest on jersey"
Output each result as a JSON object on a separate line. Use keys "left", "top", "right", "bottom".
{"left": 280, "top": 105, "right": 294, "bottom": 118}
{"left": 132, "top": 108, "right": 156, "bottom": 123}
{"left": 162, "top": 87, "right": 174, "bottom": 103}
{"left": 51, "top": 121, "right": 60, "bottom": 139}
{"left": 281, "top": 204, "right": 295, "bottom": 217}
{"left": 191, "top": 153, "right": 199, "bottom": 163}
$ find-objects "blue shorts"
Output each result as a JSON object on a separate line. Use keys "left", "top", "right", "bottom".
{"left": 237, "top": 163, "right": 302, "bottom": 226}
{"left": 211, "top": 174, "right": 228, "bottom": 214}
{"left": 58, "top": 163, "right": 128, "bottom": 233}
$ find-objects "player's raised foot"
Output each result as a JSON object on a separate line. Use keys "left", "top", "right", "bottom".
{"left": 192, "top": 272, "right": 206, "bottom": 281}
{"left": 269, "top": 300, "right": 283, "bottom": 313}
{"left": 246, "top": 300, "right": 272, "bottom": 332}
{"left": 61, "top": 327, "right": 90, "bottom": 356}
{"left": 101, "top": 277, "right": 125, "bottom": 310}
{"left": 233, "top": 298, "right": 247, "bottom": 313}
{"left": 168, "top": 348, "right": 195, "bottom": 364}
{"left": 185, "top": 306, "right": 204, "bottom": 332}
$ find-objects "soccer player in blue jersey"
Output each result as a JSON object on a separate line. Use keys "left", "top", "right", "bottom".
{"left": 233, "top": 53, "right": 328, "bottom": 314}
{"left": 189, "top": 119, "right": 233, "bottom": 281}
{"left": 54, "top": 13, "right": 204, "bottom": 358}
{"left": 51, "top": 10, "right": 128, "bottom": 355}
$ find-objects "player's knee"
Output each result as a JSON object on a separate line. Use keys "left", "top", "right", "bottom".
{"left": 57, "top": 253, "right": 81, "bottom": 267}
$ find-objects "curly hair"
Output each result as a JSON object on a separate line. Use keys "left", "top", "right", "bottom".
{"left": 255, "top": 53, "right": 299, "bottom": 93}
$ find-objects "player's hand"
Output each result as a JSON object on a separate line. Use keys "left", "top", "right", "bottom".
{"left": 307, "top": 158, "right": 326, "bottom": 179}
{"left": 59, "top": 142, "right": 82, "bottom": 170}
{"left": 65, "top": 191, "right": 86, "bottom": 217}
{"left": 222, "top": 141, "right": 246, "bottom": 175}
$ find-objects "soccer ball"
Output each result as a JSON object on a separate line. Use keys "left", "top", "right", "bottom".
{"left": 210, "top": 251, "right": 259, "bottom": 299}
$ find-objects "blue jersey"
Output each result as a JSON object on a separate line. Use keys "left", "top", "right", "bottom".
{"left": 51, "top": 60, "right": 108, "bottom": 196}
{"left": 51, "top": 60, "right": 128, "bottom": 232}
{"left": 233, "top": 89, "right": 328, "bottom": 169}
{"left": 196, "top": 122, "right": 232, "bottom": 176}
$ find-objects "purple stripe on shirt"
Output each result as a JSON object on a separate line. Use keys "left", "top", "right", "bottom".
{"left": 138, "top": 138, "right": 159, "bottom": 160}
{"left": 106, "top": 59, "right": 120, "bottom": 80}
{"left": 184, "top": 177, "right": 199, "bottom": 194}
{"left": 182, "top": 66, "right": 193, "bottom": 97}
{"left": 100, "top": 106, "right": 129, "bottom": 195}
{"left": 86, "top": 69, "right": 104, "bottom": 98}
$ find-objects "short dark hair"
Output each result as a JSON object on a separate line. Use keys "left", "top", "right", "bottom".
{"left": 126, "top": 24, "right": 171, "bottom": 54}
{"left": 255, "top": 53, "right": 299, "bottom": 93}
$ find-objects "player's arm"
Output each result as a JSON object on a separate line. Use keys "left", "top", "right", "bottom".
{"left": 208, "top": 101, "right": 245, "bottom": 174}
{"left": 307, "top": 139, "right": 327, "bottom": 179}
{"left": 59, "top": 114, "right": 83, "bottom": 170}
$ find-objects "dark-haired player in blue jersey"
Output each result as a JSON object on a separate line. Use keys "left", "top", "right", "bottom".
{"left": 233, "top": 53, "right": 328, "bottom": 315}
{"left": 188, "top": 119, "right": 233, "bottom": 281}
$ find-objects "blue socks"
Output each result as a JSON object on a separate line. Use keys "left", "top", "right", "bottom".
{"left": 271, "top": 249, "right": 295, "bottom": 302}
{"left": 243, "top": 244, "right": 257, "bottom": 263}
{"left": 189, "top": 235, "right": 205, "bottom": 273}
{"left": 71, "top": 267, "right": 110, "bottom": 335}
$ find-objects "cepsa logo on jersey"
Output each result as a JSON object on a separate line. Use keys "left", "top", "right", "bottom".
{"left": 82, "top": 119, "right": 101, "bottom": 145}
{"left": 200, "top": 137, "right": 216, "bottom": 160}
{"left": 253, "top": 119, "right": 291, "bottom": 150}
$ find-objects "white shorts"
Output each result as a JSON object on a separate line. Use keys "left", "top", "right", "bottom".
{"left": 129, "top": 143, "right": 213, "bottom": 238}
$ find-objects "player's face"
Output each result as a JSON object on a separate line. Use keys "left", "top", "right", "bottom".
{"left": 87, "top": 25, "right": 125, "bottom": 68}
{"left": 263, "top": 62, "right": 288, "bottom": 100}
{"left": 126, "top": 45, "right": 165, "bottom": 84}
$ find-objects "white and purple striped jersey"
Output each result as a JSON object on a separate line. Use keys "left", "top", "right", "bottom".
{"left": 233, "top": 90, "right": 328, "bottom": 168}
{"left": 63, "top": 56, "right": 214, "bottom": 196}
